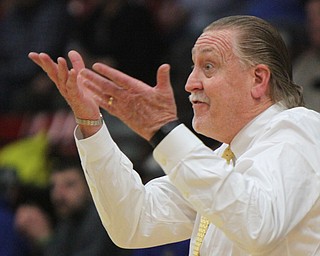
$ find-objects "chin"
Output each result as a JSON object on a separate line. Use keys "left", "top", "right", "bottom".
{"left": 192, "top": 117, "right": 216, "bottom": 139}
{"left": 192, "top": 118, "right": 206, "bottom": 135}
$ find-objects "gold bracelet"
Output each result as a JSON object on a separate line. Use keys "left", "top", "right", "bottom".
{"left": 75, "top": 113, "right": 103, "bottom": 126}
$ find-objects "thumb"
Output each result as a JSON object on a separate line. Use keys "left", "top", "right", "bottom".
{"left": 156, "top": 64, "right": 172, "bottom": 92}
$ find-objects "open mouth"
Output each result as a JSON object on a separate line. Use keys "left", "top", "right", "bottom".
{"left": 192, "top": 100, "right": 204, "bottom": 104}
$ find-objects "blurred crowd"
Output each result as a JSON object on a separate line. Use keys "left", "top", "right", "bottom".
{"left": 0, "top": 0, "right": 319, "bottom": 255}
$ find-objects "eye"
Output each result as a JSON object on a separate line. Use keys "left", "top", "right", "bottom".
{"left": 204, "top": 63, "right": 214, "bottom": 70}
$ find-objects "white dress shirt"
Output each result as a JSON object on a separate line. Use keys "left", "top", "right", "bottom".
{"left": 75, "top": 103, "right": 320, "bottom": 255}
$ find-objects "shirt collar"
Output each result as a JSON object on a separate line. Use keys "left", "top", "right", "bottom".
{"left": 230, "top": 102, "right": 287, "bottom": 159}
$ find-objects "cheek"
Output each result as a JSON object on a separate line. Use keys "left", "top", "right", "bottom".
{"left": 193, "top": 78, "right": 224, "bottom": 118}
{"left": 70, "top": 189, "right": 87, "bottom": 203}
{"left": 200, "top": 84, "right": 236, "bottom": 129}
{"left": 192, "top": 100, "right": 220, "bottom": 137}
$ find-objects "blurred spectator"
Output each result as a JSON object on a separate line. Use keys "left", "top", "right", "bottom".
{"left": 0, "top": 110, "right": 78, "bottom": 187}
{"left": 15, "top": 156, "right": 130, "bottom": 256}
{"left": 13, "top": 183, "right": 56, "bottom": 256}
{"left": 0, "top": 0, "right": 71, "bottom": 112}
{"left": 0, "top": 167, "right": 30, "bottom": 256}
{"left": 142, "top": 0, "right": 190, "bottom": 47}
{"left": 293, "top": 0, "right": 320, "bottom": 112}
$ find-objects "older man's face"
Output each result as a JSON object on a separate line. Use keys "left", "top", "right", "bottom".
{"left": 185, "top": 29, "right": 256, "bottom": 143}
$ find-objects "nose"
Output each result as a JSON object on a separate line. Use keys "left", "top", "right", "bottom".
{"left": 185, "top": 68, "right": 202, "bottom": 93}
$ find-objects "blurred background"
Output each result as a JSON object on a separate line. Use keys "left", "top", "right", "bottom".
{"left": 0, "top": 0, "right": 318, "bottom": 255}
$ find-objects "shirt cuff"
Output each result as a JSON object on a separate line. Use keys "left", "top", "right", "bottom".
{"left": 74, "top": 123, "right": 115, "bottom": 163}
{"left": 153, "top": 124, "right": 203, "bottom": 172}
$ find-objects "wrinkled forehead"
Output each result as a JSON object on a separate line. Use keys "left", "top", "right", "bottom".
{"left": 192, "top": 30, "right": 235, "bottom": 59}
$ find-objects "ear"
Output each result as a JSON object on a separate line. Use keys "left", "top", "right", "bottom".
{"left": 251, "top": 64, "right": 271, "bottom": 99}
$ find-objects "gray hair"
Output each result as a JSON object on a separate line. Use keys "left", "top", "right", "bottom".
{"left": 204, "top": 15, "right": 304, "bottom": 108}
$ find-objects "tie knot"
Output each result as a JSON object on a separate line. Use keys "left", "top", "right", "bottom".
{"left": 221, "top": 145, "right": 234, "bottom": 164}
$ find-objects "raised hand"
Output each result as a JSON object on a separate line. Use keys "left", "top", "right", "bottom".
{"left": 79, "top": 63, "right": 178, "bottom": 140}
{"left": 28, "top": 50, "right": 102, "bottom": 137}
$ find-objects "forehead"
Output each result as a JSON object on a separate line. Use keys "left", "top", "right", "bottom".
{"left": 51, "top": 168, "right": 83, "bottom": 182}
{"left": 192, "top": 29, "right": 235, "bottom": 59}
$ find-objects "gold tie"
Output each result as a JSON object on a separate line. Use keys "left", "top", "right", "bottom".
{"left": 221, "top": 145, "right": 235, "bottom": 165}
{"left": 192, "top": 145, "right": 234, "bottom": 256}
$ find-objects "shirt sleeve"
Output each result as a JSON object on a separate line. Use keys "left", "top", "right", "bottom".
{"left": 74, "top": 124, "right": 196, "bottom": 249}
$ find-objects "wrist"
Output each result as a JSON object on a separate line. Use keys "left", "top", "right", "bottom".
{"left": 149, "top": 119, "right": 181, "bottom": 148}
{"left": 75, "top": 113, "right": 104, "bottom": 138}
{"left": 75, "top": 113, "right": 103, "bottom": 126}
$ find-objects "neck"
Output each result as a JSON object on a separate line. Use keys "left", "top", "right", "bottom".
{"left": 223, "top": 100, "right": 274, "bottom": 144}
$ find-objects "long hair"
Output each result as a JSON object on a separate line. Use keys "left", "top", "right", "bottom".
{"left": 204, "top": 15, "right": 304, "bottom": 108}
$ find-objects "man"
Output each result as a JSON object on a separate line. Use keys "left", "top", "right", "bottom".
{"left": 28, "top": 15, "right": 320, "bottom": 255}
{"left": 15, "top": 158, "right": 128, "bottom": 256}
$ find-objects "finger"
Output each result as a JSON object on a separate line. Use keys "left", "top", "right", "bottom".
{"left": 98, "top": 94, "right": 116, "bottom": 112}
{"left": 57, "top": 57, "right": 69, "bottom": 95}
{"left": 28, "top": 52, "right": 42, "bottom": 67}
{"left": 68, "top": 50, "right": 85, "bottom": 72}
{"left": 66, "top": 69, "right": 79, "bottom": 98}
{"left": 79, "top": 79, "right": 108, "bottom": 113}
{"left": 80, "top": 76, "right": 114, "bottom": 104}
{"left": 80, "top": 68, "right": 121, "bottom": 96}
{"left": 38, "top": 53, "right": 59, "bottom": 85}
{"left": 92, "top": 62, "right": 142, "bottom": 90}
{"left": 156, "top": 64, "right": 171, "bottom": 91}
